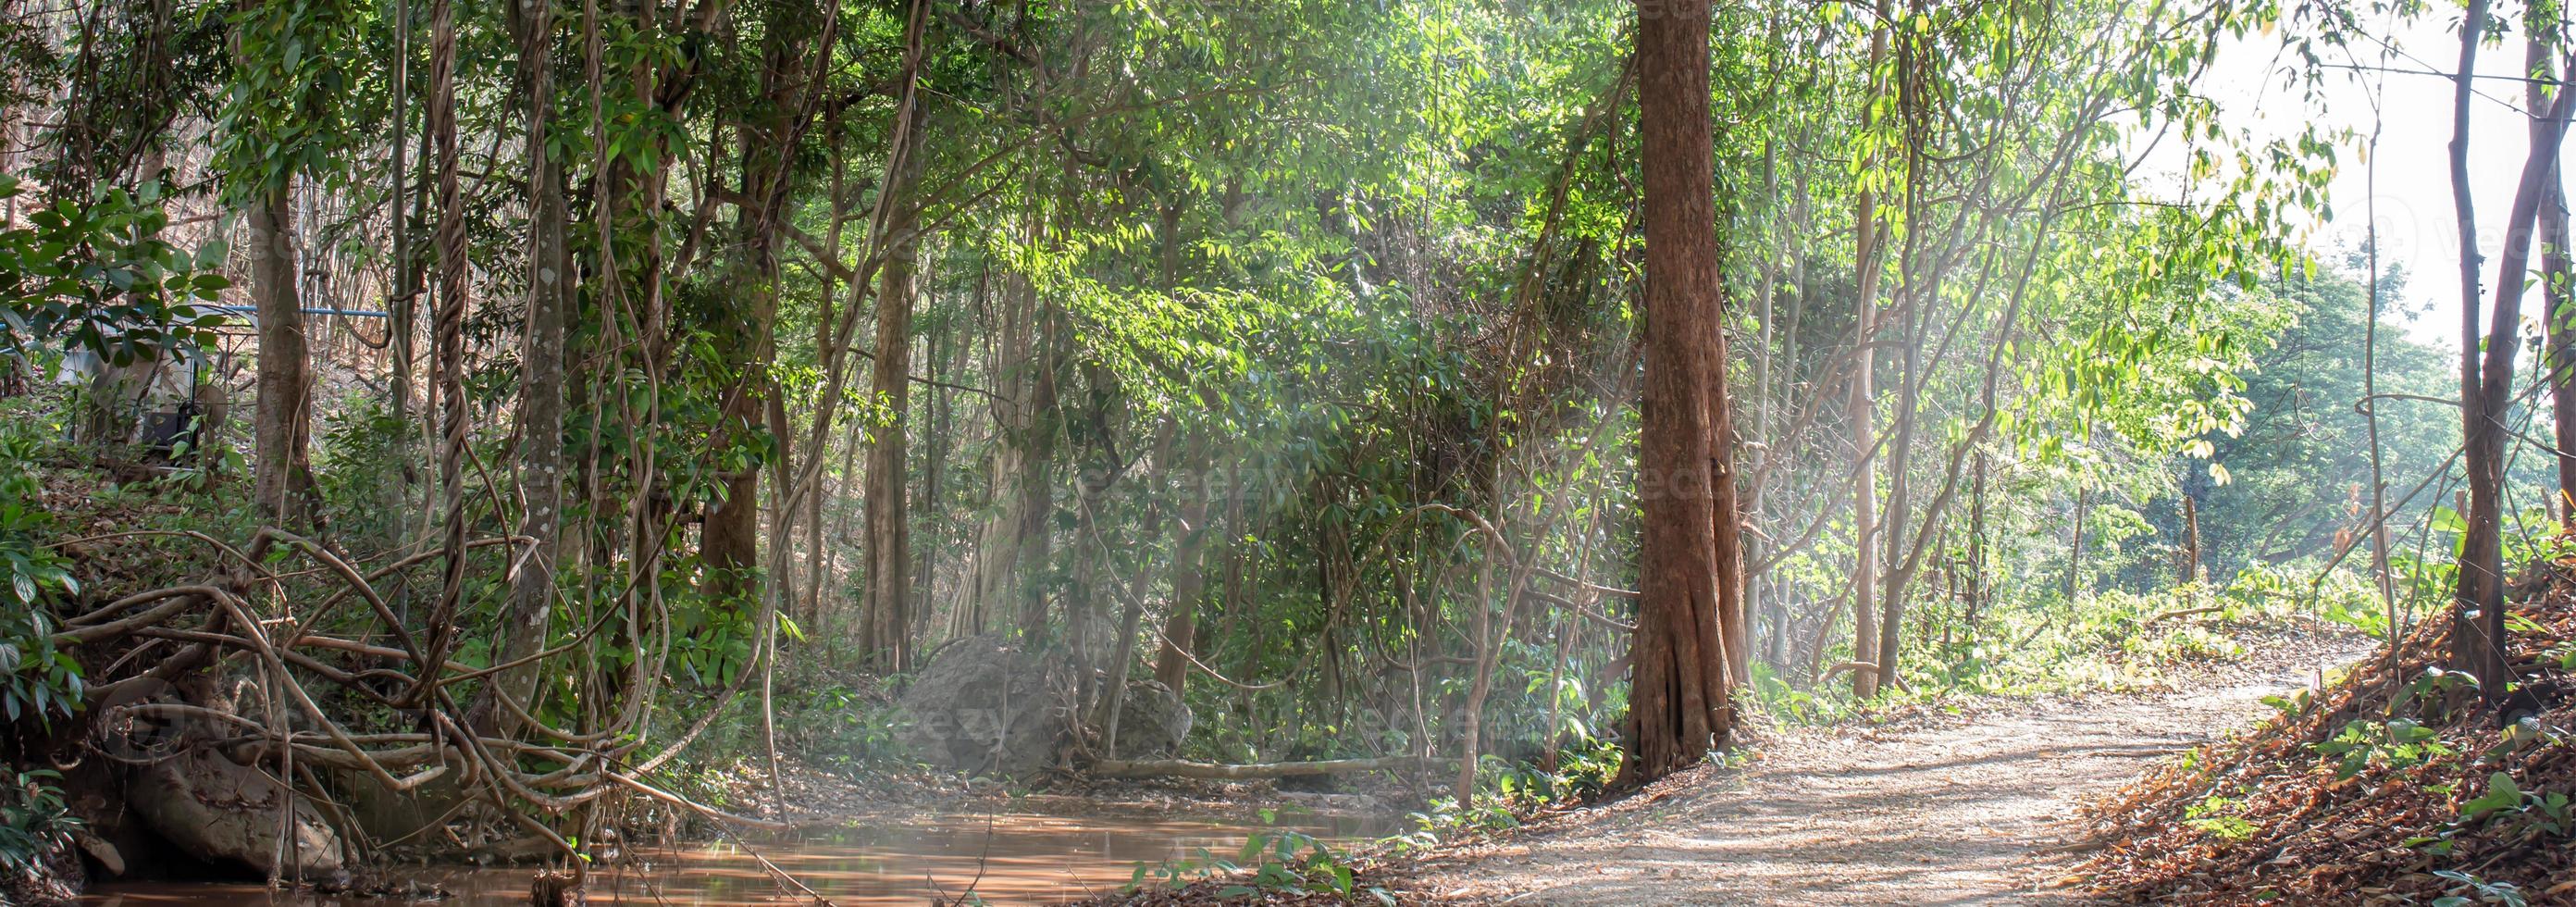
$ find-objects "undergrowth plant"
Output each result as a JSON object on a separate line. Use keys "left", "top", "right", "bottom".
{"left": 1752, "top": 561, "right": 2376, "bottom": 725}
{"left": 2315, "top": 717, "right": 2451, "bottom": 779}
{"left": 0, "top": 769, "right": 76, "bottom": 877}
{"left": 0, "top": 409, "right": 83, "bottom": 884}
{"left": 0, "top": 413, "right": 80, "bottom": 727}
{"left": 1130, "top": 821, "right": 1389, "bottom": 904}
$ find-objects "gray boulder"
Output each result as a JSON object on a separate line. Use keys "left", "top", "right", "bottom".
{"left": 1109, "top": 679, "right": 1193, "bottom": 759}
{"left": 896, "top": 636, "right": 1073, "bottom": 777}
{"left": 896, "top": 637, "right": 1200, "bottom": 775}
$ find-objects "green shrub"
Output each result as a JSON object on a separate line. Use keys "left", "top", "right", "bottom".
{"left": 0, "top": 435, "right": 79, "bottom": 727}
{"left": 0, "top": 769, "right": 76, "bottom": 876}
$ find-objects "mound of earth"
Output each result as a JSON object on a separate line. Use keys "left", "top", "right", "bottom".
{"left": 2083, "top": 565, "right": 2576, "bottom": 903}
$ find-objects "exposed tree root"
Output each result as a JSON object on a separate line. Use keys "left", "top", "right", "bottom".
{"left": 39, "top": 525, "right": 776, "bottom": 884}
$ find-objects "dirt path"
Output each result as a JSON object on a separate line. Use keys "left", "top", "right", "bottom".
{"left": 1401, "top": 643, "right": 2359, "bottom": 906}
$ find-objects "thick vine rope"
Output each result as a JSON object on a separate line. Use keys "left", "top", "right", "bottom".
{"left": 417, "top": 0, "right": 469, "bottom": 706}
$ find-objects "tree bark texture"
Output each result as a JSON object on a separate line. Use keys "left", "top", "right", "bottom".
{"left": 1620, "top": 0, "right": 1733, "bottom": 788}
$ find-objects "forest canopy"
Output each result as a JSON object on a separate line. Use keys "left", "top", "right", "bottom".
{"left": 0, "top": 0, "right": 2553, "bottom": 901}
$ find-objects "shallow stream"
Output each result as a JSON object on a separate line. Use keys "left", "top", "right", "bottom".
{"left": 81, "top": 806, "right": 1394, "bottom": 906}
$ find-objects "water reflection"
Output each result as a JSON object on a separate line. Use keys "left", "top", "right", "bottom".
{"left": 82, "top": 807, "right": 1393, "bottom": 906}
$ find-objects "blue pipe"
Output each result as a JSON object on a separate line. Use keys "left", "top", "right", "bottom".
{"left": 199, "top": 304, "right": 390, "bottom": 318}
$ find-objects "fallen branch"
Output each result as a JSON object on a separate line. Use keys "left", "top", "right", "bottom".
{"left": 2145, "top": 605, "right": 2226, "bottom": 625}
{"left": 1089, "top": 756, "right": 1443, "bottom": 780}
{"left": 603, "top": 771, "right": 794, "bottom": 832}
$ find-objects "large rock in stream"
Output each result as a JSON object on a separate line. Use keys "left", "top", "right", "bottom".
{"left": 897, "top": 636, "right": 1073, "bottom": 777}
{"left": 1109, "top": 679, "right": 1192, "bottom": 760}
{"left": 896, "top": 636, "right": 1195, "bottom": 776}
{"left": 130, "top": 746, "right": 348, "bottom": 880}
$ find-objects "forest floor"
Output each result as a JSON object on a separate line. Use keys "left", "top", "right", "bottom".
{"left": 1385, "top": 629, "right": 2365, "bottom": 906}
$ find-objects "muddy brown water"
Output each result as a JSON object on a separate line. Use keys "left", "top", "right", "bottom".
{"left": 81, "top": 808, "right": 1396, "bottom": 906}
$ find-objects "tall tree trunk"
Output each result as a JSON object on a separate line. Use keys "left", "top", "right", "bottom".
{"left": 1619, "top": 0, "right": 1732, "bottom": 788}
{"left": 1099, "top": 425, "right": 1178, "bottom": 758}
{"left": 248, "top": 183, "right": 315, "bottom": 525}
{"left": 700, "top": 372, "right": 767, "bottom": 600}
{"left": 1872, "top": 292, "right": 1921, "bottom": 689}
{"left": 1711, "top": 332, "right": 1748, "bottom": 689}
{"left": 1067, "top": 362, "right": 1122, "bottom": 688}
{"left": 912, "top": 318, "right": 954, "bottom": 640}
{"left": 1146, "top": 205, "right": 1205, "bottom": 694}
{"left": 701, "top": 335, "right": 774, "bottom": 605}
{"left": 400, "top": 115, "right": 438, "bottom": 506}
{"left": 804, "top": 144, "right": 857, "bottom": 634}
{"left": 229, "top": 0, "right": 313, "bottom": 523}
{"left": 700, "top": 7, "right": 816, "bottom": 607}
{"left": 1151, "top": 447, "right": 1210, "bottom": 692}
{"left": 861, "top": 118, "right": 928, "bottom": 672}
{"left": 971, "top": 267, "right": 1034, "bottom": 637}
{"left": 2066, "top": 483, "right": 2087, "bottom": 602}
{"left": 2180, "top": 494, "right": 2201, "bottom": 584}
{"left": 1872, "top": 31, "right": 1932, "bottom": 684}
{"left": 1012, "top": 298, "right": 1061, "bottom": 642}
{"left": 1843, "top": 0, "right": 1893, "bottom": 699}
{"left": 485, "top": 0, "right": 568, "bottom": 739}
{"left": 387, "top": 0, "right": 415, "bottom": 454}
{"left": 2446, "top": 0, "right": 2495, "bottom": 683}
{"left": 2452, "top": 15, "right": 2574, "bottom": 694}
{"left": 1844, "top": 279, "right": 1881, "bottom": 694}
{"left": 829, "top": 410, "right": 864, "bottom": 631}
{"left": 2363, "top": 116, "right": 2399, "bottom": 667}
{"left": 2544, "top": 165, "right": 2575, "bottom": 528}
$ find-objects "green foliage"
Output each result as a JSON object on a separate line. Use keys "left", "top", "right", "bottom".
{"left": 212, "top": 0, "right": 372, "bottom": 202}
{"left": 2460, "top": 773, "right": 2533, "bottom": 825}
{"left": 1749, "top": 661, "right": 1841, "bottom": 724}
{"left": 1390, "top": 797, "right": 1522, "bottom": 851}
{"left": 2431, "top": 869, "right": 2529, "bottom": 907}
{"left": 1924, "top": 566, "right": 2287, "bottom": 698}
{"left": 664, "top": 583, "right": 759, "bottom": 689}
{"left": 1469, "top": 732, "right": 1625, "bottom": 813}
{"left": 2182, "top": 264, "right": 2453, "bottom": 581}
{"left": 0, "top": 425, "right": 79, "bottom": 728}
{"left": 0, "top": 175, "right": 229, "bottom": 367}
{"left": 775, "top": 681, "right": 910, "bottom": 772}
{"left": 2315, "top": 718, "right": 2450, "bottom": 780}
{"left": 315, "top": 396, "right": 415, "bottom": 542}
{"left": 2387, "top": 667, "right": 2485, "bottom": 726}
{"left": 1129, "top": 825, "right": 1381, "bottom": 903}
{"left": 0, "top": 769, "right": 76, "bottom": 876}
{"left": 0, "top": 0, "right": 2469, "bottom": 849}
{"left": 2183, "top": 793, "right": 2259, "bottom": 842}
{"left": 2184, "top": 814, "right": 2266, "bottom": 845}
{"left": 2451, "top": 770, "right": 2574, "bottom": 840}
